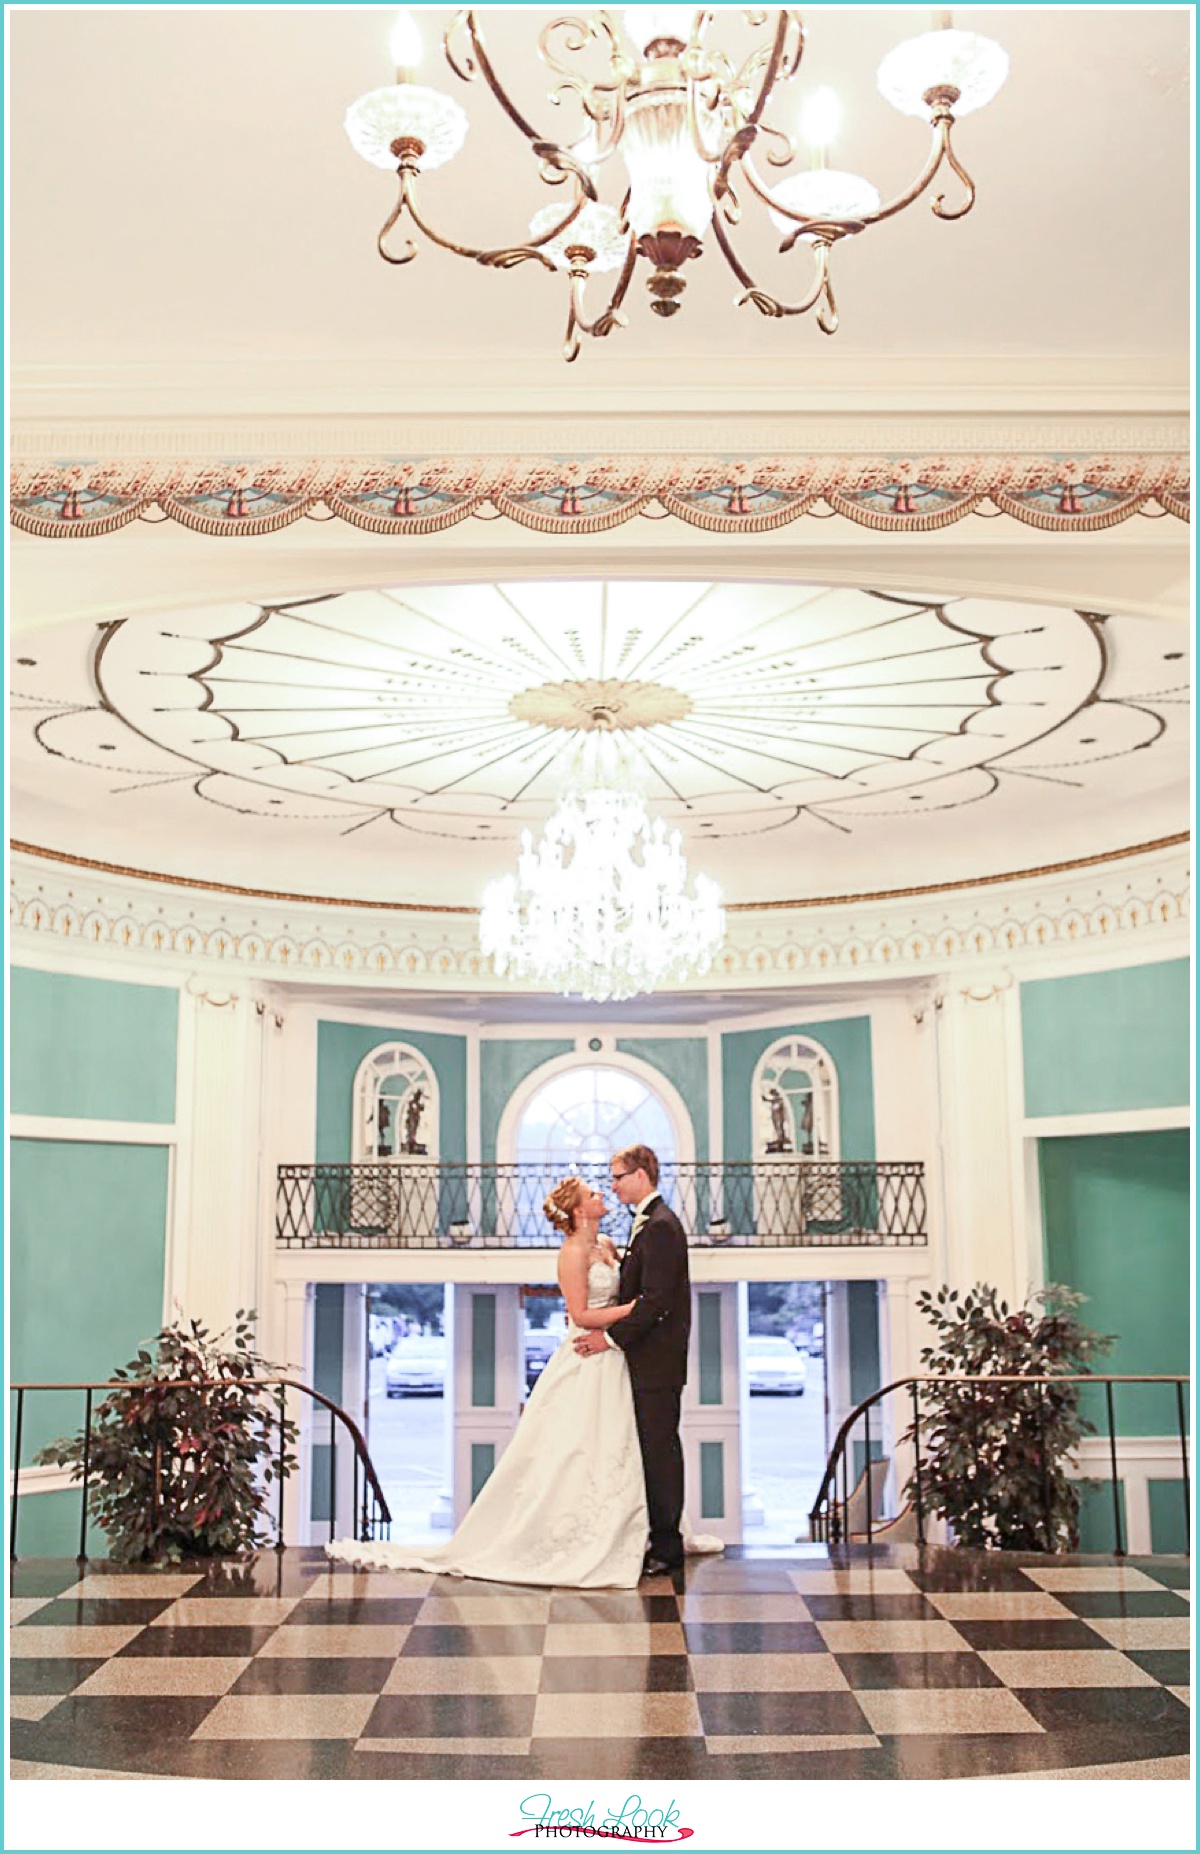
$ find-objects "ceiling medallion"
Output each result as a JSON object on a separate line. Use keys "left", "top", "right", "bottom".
{"left": 508, "top": 676, "right": 693, "bottom": 731}
{"left": 479, "top": 712, "right": 726, "bottom": 1001}
{"left": 345, "top": 7, "right": 1007, "bottom": 359}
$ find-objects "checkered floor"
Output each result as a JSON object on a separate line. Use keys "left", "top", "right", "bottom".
{"left": 9, "top": 1546, "right": 1191, "bottom": 1780}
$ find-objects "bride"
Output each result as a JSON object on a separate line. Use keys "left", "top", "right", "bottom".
{"left": 326, "top": 1175, "right": 720, "bottom": 1587}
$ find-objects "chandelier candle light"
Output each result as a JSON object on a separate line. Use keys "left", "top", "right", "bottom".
{"left": 345, "top": 6, "right": 1008, "bottom": 358}
{"left": 479, "top": 718, "right": 726, "bottom": 1001}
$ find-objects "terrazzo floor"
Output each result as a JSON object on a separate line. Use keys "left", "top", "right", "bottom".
{"left": 8, "top": 1545, "right": 1191, "bottom": 1781}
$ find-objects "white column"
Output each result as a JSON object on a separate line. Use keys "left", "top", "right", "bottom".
{"left": 168, "top": 986, "right": 266, "bottom": 1336}
{"left": 682, "top": 1282, "right": 742, "bottom": 1545}
{"left": 336, "top": 1284, "right": 369, "bottom": 1536}
{"left": 277, "top": 1279, "right": 314, "bottom": 1547}
{"left": 449, "top": 1283, "right": 522, "bottom": 1526}
{"left": 933, "top": 979, "right": 1024, "bottom": 1303}
{"left": 824, "top": 1281, "right": 854, "bottom": 1452}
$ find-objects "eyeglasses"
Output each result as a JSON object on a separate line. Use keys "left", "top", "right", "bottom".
{"left": 611, "top": 1169, "right": 638, "bottom": 1181}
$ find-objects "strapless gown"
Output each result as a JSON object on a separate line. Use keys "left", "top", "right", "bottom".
{"left": 326, "top": 1260, "right": 721, "bottom": 1588}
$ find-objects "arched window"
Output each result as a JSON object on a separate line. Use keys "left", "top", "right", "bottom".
{"left": 352, "top": 1043, "right": 440, "bottom": 1165}
{"left": 516, "top": 1066, "right": 677, "bottom": 1179}
{"left": 752, "top": 1037, "right": 838, "bottom": 1161}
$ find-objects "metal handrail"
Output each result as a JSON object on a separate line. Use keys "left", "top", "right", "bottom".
{"left": 276, "top": 1157, "right": 928, "bottom": 1249}
{"left": 809, "top": 1373, "right": 1191, "bottom": 1555}
{"left": 9, "top": 1376, "right": 392, "bottom": 1565}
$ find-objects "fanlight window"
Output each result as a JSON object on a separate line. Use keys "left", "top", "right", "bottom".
{"left": 353, "top": 1043, "right": 439, "bottom": 1164}
{"left": 516, "top": 1066, "right": 677, "bottom": 1179}
{"left": 753, "top": 1038, "right": 837, "bottom": 1161}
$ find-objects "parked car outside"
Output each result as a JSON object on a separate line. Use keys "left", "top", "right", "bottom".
{"left": 746, "top": 1334, "right": 808, "bottom": 1395}
{"left": 524, "top": 1326, "right": 563, "bottom": 1392}
{"left": 384, "top": 1335, "right": 446, "bottom": 1397}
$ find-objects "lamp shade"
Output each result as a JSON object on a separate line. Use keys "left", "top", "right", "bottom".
{"left": 877, "top": 28, "right": 1008, "bottom": 118}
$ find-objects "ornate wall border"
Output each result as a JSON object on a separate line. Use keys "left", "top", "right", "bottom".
{"left": 11, "top": 843, "right": 1189, "bottom": 989}
{"left": 10, "top": 452, "right": 1189, "bottom": 539}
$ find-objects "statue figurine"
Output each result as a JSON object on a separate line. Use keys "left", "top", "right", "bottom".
{"left": 763, "top": 1085, "right": 792, "bottom": 1154}
{"left": 401, "top": 1085, "right": 428, "bottom": 1156}
{"left": 376, "top": 1099, "right": 393, "bottom": 1159}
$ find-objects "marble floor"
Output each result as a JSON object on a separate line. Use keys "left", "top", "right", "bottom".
{"left": 8, "top": 1545, "right": 1191, "bottom": 1781}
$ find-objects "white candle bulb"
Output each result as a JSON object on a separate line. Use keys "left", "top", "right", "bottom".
{"left": 389, "top": 8, "right": 423, "bottom": 77}
{"left": 799, "top": 86, "right": 842, "bottom": 153}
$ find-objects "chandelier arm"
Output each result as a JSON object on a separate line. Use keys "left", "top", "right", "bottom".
{"left": 530, "top": 142, "right": 600, "bottom": 202}
{"left": 460, "top": 7, "right": 555, "bottom": 147}
{"left": 686, "top": 78, "right": 725, "bottom": 166}
{"left": 737, "top": 10, "right": 803, "bottom": 132}
{"left": 565, "top": 233, "right": 637, "bottom": 342}
{"left": 737, "top": 147, "right": 860, "bottom": 243}
{"left": 592, "top": 232, "right": 640, "bottom": 330}
{"left": 709, "top": 202, "right": 758, "bottom": 291}
{"left": 712, "top": 208, "right": 834, "bottom": 320}
{"left": 536, "top": 13, "right": 634, "bottom": 158}
{"left": 392, "top": 166, "right": 577, "bottom": 271}
{"left": 853, "top": 112, "right": 968, "bottom": 228}
{"left": 444, "top": 9, "right": 478, "bottom": 83}
{"left": 930, "top": 126, "right": 977, "bottom": 221}
{"left": 377, "top": 181, "right": 420, "bottom": 266}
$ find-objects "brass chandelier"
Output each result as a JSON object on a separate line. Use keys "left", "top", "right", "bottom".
{"left": 345, "top": 7, "right": 1008, "bottom": 359}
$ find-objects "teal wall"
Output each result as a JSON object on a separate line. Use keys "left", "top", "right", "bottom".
{"left": 480, "top": 1039, "right": 574, "bottom": 1161}
{"left": 848, "top": 1281, "right": 884, "bottom": 1481}
{"left": 1021, "top": 959, "right": 1189, "bottom": 1118}
{"left": 721, "top": 1017, "right": 876, "bottom": 1162}
{"left": 309, "top": 1284, "right": 345, "bottom": 1523}
{"left": 1040, "top": 1130, "right": 1189, "bottom": 1436}
{"left": 616, "top": 1038, "right": 708, "bottom": 1161}
{"left": 316, "top": 1021, "right": 467, "bottom": 1163}
{"left": 11, "top": 1138, "right": 171, "bottom": 1557}
{"left": 11, "top": 967, "right": 178, "bottom": 1122}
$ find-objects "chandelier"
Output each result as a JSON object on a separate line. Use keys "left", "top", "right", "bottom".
{"left": 345, "top": 7, "right": 1008, "bottom": 359}
{"left": 478, "top": 728, "right": 726, "bottom": 1001}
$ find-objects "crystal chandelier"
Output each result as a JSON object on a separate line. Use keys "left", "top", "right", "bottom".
{"left": 345, "top": 7, "right": 1008, "bottom": 359}
{"left": 479, "top": 730, "right": 726, "bottom": 1001}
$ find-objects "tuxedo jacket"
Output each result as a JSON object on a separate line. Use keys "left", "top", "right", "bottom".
{"left": 608, "top": 1195, "right": 691, "bottom": 1392}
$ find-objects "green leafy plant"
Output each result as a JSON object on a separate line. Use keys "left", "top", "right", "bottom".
{"left": 903, "top": 1282, "right": 1115, "bottom": 1551}
{"left": 36, "top": 1312, "right": 298, "bottom": 1563}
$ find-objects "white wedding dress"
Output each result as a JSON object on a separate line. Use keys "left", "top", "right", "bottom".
{"left": 326, "top": 1259, "right": 721, "bottom": 1588}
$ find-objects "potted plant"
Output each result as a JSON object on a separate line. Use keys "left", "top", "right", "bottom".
{"left": 903, "top": 1282, "right": 1114, "bottom": 1551}
{"left": 36, "top": 1311, "right": 297, "bottom": 1563}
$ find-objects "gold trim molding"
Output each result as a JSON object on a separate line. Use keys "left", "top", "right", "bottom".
{"left": 10, "top": 834, "right": 1189, "bottom": 916}
{"left": 9, "top": 833, "right": 1189, "bottom": 993}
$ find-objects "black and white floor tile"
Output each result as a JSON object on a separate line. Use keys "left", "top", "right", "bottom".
{"left": 9, "top": 1547, "right": 1190, "bottom": 1781}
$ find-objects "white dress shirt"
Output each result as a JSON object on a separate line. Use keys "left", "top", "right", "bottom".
{"left": 603, "top": 1192, "right": 659, "bottom": 1348}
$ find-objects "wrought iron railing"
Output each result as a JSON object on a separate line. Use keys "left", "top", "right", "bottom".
{"left": 275, "top": 1159, "right": 927, "bottom": 1250}
{"left": 9, "top": 1378, "right": 392, "bottom": 1565}
{"left": 809, "top": 1374, "right": 1191, "bottom": 1556}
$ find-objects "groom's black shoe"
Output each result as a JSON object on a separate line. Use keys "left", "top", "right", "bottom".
{"left": 641, "top": 1553, "right": 681, "bottom": 1578}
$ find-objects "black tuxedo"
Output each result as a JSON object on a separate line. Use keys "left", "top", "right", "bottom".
{"left": 607, "top": 1195, "right": 691, "bottom": 1567}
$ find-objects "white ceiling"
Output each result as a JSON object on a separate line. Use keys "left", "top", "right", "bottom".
{"left": 9, "top": 5, "right": 1191, "bottom": 380}
{"left": 11, "top": 580, "right": 1188, "bottom": 906}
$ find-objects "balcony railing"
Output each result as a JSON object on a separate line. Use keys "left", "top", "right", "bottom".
{"left": 275, "top": 1160, "right": 927, "bottom": 1250}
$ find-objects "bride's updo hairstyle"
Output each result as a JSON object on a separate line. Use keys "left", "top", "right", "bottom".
{"left": 543, "top": 1175, "right": 585, "bottom": 1236}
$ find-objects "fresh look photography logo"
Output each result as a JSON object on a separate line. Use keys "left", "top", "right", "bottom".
{"left": 511, "top": 1794, "right": 693, "bottom": 1843}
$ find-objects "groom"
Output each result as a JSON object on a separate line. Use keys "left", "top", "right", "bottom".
{"left": 574, "top": 1143, "right": 690, "bottom": 1576}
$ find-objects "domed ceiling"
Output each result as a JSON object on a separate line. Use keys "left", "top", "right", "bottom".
{"left": 11, "top": 579, "right": 1188, "bottom": 907}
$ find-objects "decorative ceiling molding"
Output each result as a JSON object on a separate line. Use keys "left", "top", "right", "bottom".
{"left": 9, "top": 842, "right": 1187, "bottom": 988}
{"left": 10, "top": 452, "right": 1189, "bottom": 540}
{"left": 10, "top": 833, "right": 1189, "bottom": 917}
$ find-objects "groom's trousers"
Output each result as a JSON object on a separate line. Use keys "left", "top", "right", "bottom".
{"left": 630, "top": 1383, "right": 684, "bottom": 1566}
